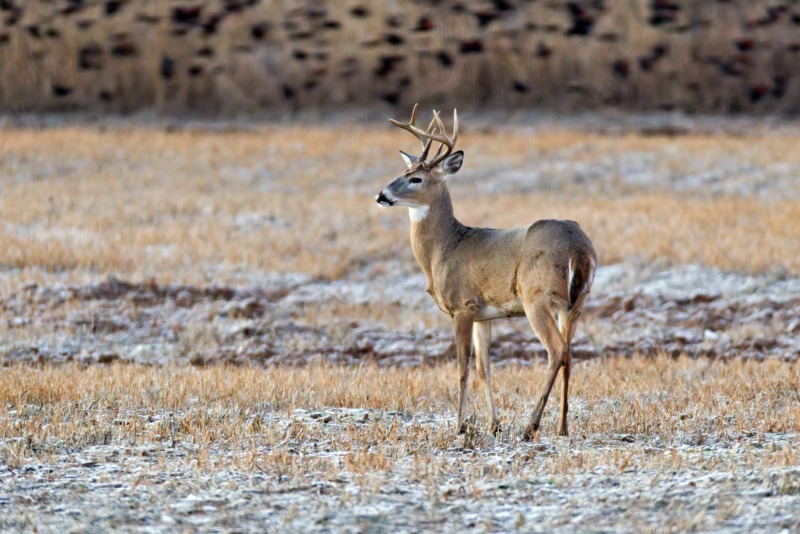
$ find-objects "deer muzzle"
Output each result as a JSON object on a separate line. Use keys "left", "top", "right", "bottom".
{"left": 375, "top": 192, "right": 394, "bottom": 206}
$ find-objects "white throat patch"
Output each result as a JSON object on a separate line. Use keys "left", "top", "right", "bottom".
{"left": 408, "top": 206, "right": 429, "bottom": 222}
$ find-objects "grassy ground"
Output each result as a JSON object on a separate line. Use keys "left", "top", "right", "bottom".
{"left": 1, "top": 358, "right": 800, "bottom": 532}
{"left": 3, "top": 120, "right": 800, "bottom": 531}
{"left": 3, "top": 124, "right": 800, "bottom": 293}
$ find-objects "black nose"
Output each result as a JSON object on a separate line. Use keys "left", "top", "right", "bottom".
{"left": 376, "top": 192, "right": 393, "bottom": 206}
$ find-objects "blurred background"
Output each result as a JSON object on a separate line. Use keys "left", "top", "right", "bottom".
{"left": 2, "top": 0, "right": 800, "bottom": 115}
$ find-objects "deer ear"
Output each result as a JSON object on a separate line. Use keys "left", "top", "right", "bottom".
{"left": 442, "top": 150, "right": 464, "bottom": 176}
{"left": 400, "top": 150, "right": 418, "bottom": 169}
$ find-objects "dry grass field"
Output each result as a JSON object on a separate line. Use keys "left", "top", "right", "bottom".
{"left": 3, "top": 121, "right": 800, "bottom": 290}
{"left": 2, "top": 359, "right": 800, "bottom": 532}
{"left": 3, "top": 116, "right": 800, "bottom": 531}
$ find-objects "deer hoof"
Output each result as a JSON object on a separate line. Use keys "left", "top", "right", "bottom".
{"left": 520, "top": 423, "right": 539, "bottom": 441}
{"left": 457, "top": 422, "right": 467, "bottom": 435}
{"left": 489, "top": 420, "right": 502, "bottom": 436}
{"left": 557, "top": 426, "right": 568, "bottom": 437}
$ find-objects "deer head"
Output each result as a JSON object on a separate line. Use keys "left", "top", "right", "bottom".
{"left": 376, "top": 105, "right": 463, "bottom": 220}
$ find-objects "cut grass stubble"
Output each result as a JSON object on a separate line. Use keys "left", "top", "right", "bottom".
{"left": 2, "top": 127, "right": 800, "bottom": 292}
{"left": 2, "top": 357, "right": 800, "bottom": 475}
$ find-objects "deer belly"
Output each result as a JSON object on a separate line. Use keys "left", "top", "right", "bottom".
{"left": 474, "top": 299, "right": 524, "bottom": 321}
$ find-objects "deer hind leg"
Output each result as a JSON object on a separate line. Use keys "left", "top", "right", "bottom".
{"left": 473, "top": 320, "right": 500, "bottom": 434}
{"left": 556, "top": 307, "right": 575, "bottom": 437}
{"left": 521, "top": 297, "right": 569, "bottom": 441}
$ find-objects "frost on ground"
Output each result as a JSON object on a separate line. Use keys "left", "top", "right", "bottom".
{"left": 4, "top": 421, "right": 800, "bottom": 534}
{"left": 1, "top": 362, "right": 800, "bottom": 534}
{"left": 2, "top": 263, "right": 799, "bottom": 368}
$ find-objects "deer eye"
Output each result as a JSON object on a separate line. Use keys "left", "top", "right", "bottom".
{"left": 409, "top": 177, "right": 422, "bottom": 184}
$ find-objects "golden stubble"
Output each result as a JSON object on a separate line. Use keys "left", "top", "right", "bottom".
{"left": 2, "top": 127, "right": 800, "bottom": 294}
{"left": 1, "top": 357, "right": 799, "bottom": 476}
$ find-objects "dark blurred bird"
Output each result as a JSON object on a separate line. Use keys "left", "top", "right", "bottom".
{"left": 512, "top": 81, "right": 530, "bottom": 93}
{"left": 385, "top": 34, "right": 404, "bottom": 45}
{"left": 52, "top": 85, "right": 72, "bottom": 97}
{"left": 734, "top": 38, "right": 754, "bottom": 52}
{"left": 105, "top": 0, "right": 126, "bottom": 16}
{"left": 491, "top": 0, "right": 514, "bottom": 11}
{"left": 381, "top": 91, "right": 400, "bottom": 105}
{"left": 173, "top": 5, "right": 202, "bottom": 24}
{"left": 652, "top": 42, "right": 669, "bottom": 57}
{"left": 200, "top": 13, "right": 225, "bottom": 35}
{"left": 649, "top": 0, "right": 679, "bottom": 26}
{"left": 414, "top": 15, "right": 434, "bottom": 32}
{"left": 749, "top": 83, "right": 768, "bottom": 103}
{"left": 251, "top": 22, "right": 268, "bottom": 40}
{"left": 62, "top": 3, "right": 86, "bottom": 16}
{"left": 78, "top": 42, "right": 103, "bottom": 70}
{"left": 612, "top": 59, "right": 630, "bottom": 78}
{"left": 437, "top": 50, "right": 454, "bottom": 67}
{"left": 350, "top": 6, "right": 369, "bottom": 18}
{"left": 375, "top": 55, "right": 404, "bottom": 77}
{"left": 536, "top": 42, "right": 553, "bottom": 58}
{"left": 111, "top": 41, "right": 137, "bottom": 57}
{"left": 566, "top": 3, "right": 594, "bottom": 36}
{"left": 475, "top": 10, "right": 497, "bottom": 29}
{"left": 460, "top": 39, "right": 484, "bottom": 53}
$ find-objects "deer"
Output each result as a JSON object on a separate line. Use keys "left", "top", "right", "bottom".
{"left": 375, "top": 105, "right": 597, "bottom": 439}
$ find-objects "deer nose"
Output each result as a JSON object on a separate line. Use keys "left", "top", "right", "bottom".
{"left": 376, "top": 192, "right": 394, "bottom": 206}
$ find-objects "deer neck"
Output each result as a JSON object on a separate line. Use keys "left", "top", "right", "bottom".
{"left": 409, "top": 187, "right": 462, "bottom": 292}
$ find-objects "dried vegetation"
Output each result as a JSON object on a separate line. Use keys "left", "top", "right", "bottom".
{"left": 3, "top": 120, "right": 800, "bottom": 531}
{"left": 2, "top": 359, "right": 800, "bottom": 532}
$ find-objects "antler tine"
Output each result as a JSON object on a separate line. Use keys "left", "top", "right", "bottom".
{"left": 426, "top": 108, "right": 458, "bottom": 168}
{"left": 389, "top": 103, "right": 439, "bottom": 150}
{"left": 389, "top": 106, "right": 458, "bottom": 164}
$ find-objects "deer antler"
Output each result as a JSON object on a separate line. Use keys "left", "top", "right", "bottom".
{"left": 389, "top": 103, "right": 439, "bottom": 151}
{"left": 389, "top": 104, "right": 458, "bottom": 167}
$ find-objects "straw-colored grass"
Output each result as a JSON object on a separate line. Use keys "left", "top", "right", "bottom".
{"left": 3, "top": 125, "right": 800, "bottom": 295}
{"left": 2, "top": 357, "right": 799, "bottom": 472}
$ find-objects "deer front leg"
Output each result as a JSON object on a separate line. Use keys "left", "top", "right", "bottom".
{"left": 474, "top": 320, "right": 501, "bottom": 434}
{"left": 454, "top": 313, "right": 474, "bottom": 434}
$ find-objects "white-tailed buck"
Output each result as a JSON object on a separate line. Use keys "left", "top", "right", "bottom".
{"left": 376, "top": 105, "right": 597, "bottom": 438}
